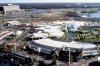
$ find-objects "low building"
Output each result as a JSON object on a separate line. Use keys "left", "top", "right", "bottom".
{"left": 29, "top": 38, "right": 99, "bottom": 56}
{"left": 5, "top": 21, "right": 20, "bottom": 26}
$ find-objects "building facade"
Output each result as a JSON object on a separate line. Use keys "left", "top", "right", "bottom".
{"left": 3, "top": 5, "right": 20, "bottom": 15}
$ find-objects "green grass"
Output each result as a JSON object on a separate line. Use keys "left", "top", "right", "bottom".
{"left": 75, "top": 33, "right": 100, "bottom": 42}
{"left": 91, "top": 38, "right": 100, "bottom": 42}
{"left": 60, "top": 31, "right": 67, "bottom": 39}
{"left": 75, "top": 17, "right": 100, "bottom": 22}
{"left": 80, "top": 33, "right": 91, "bottom": 37}
{"left": 0, "top": 18, "right": 14, "bottom": 20}
{"left": 79, "top": 27, "right": 96, "bottom": 31}
{"left": 75, "top": 33, "right": 92, "bottom": 37}
{"left": 81, "top": 38, "right": 100, "bottom": 42}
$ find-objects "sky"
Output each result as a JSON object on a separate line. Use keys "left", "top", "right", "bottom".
{"left": 0, "top": 0, "right": 100, "bottom": 3}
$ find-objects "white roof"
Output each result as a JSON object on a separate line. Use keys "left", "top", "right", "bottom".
{"left": 49, "top": 29, "right": 64, "bottom": 37}
{"left": 34, "top": 38, "right": 96, "bottom": 49}
{"left": 16, "top": 31, "right": 23, "bottom": 36}
{"left": 0, "top": 32, "right": 14, "bottom": 40}
{"left": 7, "top": 21, "right": 20, "bottom": 25}
{"left": 33, "top": 33, "right": 48, "bottom": 38}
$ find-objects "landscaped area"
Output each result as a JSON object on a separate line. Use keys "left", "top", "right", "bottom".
{"left": 75, "top": 17, "right": 100, "bottom": 22}
{"left": 66, "top": 26, "right": 98, "bottom": 43}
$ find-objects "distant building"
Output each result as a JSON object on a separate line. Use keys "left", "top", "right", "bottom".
{"left": 3, "top": 5, "right": 20, "bottom": 14}
{"left": 53, "top": 20, "right": 86, "bottom": 31}
{"left": 4, "top": 21, "right": 20, "bottom": 27}
{"left": 7, "top": 21, "right": 20, "bottom": 25}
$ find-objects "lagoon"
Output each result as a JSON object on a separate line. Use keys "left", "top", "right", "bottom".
{"left": 91, "top": 12, "right": 100, "bottom": 18}
{"left": 81, "top": 12, "right": 100, "bottom": 18}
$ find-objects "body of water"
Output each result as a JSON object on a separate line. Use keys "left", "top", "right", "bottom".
{"left": 81, "top": 12, "right": 100, "bottom": 18}
{"left": 91, "top": 12, "right": 100, "bottom": 18}
{"left": 67, "top": 32, "right": 74, "bottom": 41}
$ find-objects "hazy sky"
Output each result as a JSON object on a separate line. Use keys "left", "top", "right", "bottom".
{"left": 0, "top": 0, "right": 100, "bottom": 3}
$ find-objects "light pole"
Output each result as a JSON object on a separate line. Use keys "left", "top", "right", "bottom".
{"left": 14, "top": 29, "right": 17, "bottom": 52}
{"left": 68, "top": 47, "right": 71, "bottom": 66}
{"left": 14, "top": 44, "right": 16, "bottom": 52}
{"left": 0, "top": 14, "right": 3, "bottom": 29}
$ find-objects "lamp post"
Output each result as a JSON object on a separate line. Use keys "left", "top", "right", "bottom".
{"left": 14, "top": 44, "right": 16, "bottom": 52}
{"left": 68, "top": 47, "right": 71, "bottom": 66}
{"left": 14, "top": 30, "right": 17, "bottom": 52}
{"left": 0, "top": 14, "right": 4, "bottom": 29}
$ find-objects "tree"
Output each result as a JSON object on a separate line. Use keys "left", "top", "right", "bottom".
{"left": 3, "top": 45, "right": 14, "bottom": 53}
{"left": 51, "top": 53, "right": 57, "bottom": 65}
{"left": 0, "top": 45, "right": 5, "bottom": 51}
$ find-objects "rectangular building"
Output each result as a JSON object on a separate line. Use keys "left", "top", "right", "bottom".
{"left": 3, "top": 5, "right": 20, "bottom": 14}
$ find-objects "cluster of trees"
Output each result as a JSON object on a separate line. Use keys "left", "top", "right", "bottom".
{"left": 66, "top": 11, "right": 80, "bottom": 17}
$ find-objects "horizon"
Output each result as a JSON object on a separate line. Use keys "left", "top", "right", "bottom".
{"left": 0, "top": 2, "right": 100, "bottom": 4}
{"left": 0, "top": 0, "right": 100, "bottom": 3}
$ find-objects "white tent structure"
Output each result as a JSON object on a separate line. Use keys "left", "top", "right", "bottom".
{"left": 36, "top": 24, "right": 64, "bottom": 37}
{"left": 53, "top": 20, "right": 86, "bottom": 31}
{"left": 65, "top": 21, "right": 85, "bottom": 31}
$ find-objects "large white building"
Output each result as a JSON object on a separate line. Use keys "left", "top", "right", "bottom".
{"left": 30, "top": 38, "right": 99, "bottom": 56}
{"left": 3, "top": 5, "right": 20, "bottom": 14}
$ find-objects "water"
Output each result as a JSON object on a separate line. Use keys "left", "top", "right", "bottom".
{"left": 67, "top": 32, "right": 74, "bottom": 41}
{"left": 91, "top": 12, "right": 100, "bottom": 18}
{"left": 81, "top": 12, "right": 100, "bottom": 18}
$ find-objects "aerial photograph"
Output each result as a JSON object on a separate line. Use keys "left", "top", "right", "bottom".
{"left": 0, "top": 0, "right": 100, "bottom": 66}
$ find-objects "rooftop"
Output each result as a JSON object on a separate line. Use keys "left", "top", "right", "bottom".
{"left": 0, "top": 30, "right": 14, "bottom": 40}
{"left": 33, "top": 38, "right": 96, "bottom": 49}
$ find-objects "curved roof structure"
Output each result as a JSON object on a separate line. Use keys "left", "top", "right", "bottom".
{"left": 30, "top": 38, "right": 98, "bottom": 55}
{"left": 33, "top": 38, "right": 96, "bottom": 49}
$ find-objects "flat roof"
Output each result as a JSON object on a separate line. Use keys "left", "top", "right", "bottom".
{"left": 33, "top": 38, "right": 96, "bottom": 49}
{"left": 0, "top": 31, "right": 10, "bottom": 37}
